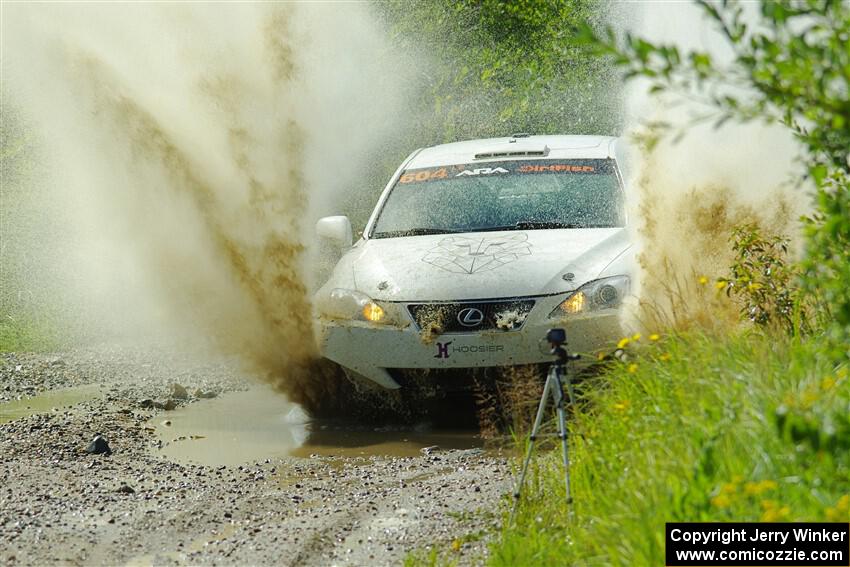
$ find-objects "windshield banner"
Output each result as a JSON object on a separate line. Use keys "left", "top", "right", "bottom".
{"left": 397, "top": 159, "right": 615, "bottom": 185}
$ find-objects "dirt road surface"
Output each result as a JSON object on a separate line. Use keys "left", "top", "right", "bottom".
{"left": 0, "top": 349, "right": 510, "bottom": 566}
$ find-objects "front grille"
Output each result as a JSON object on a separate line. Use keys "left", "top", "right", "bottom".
{"left": 406, "top": 299, "right": 535, "bottom": 333}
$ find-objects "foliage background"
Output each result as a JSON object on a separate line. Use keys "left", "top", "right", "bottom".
{"left": 378, "top": 0, "right": 620, "bottom": 144}
{"left": 0, "top": 106, "right": 64, "bottom": 352}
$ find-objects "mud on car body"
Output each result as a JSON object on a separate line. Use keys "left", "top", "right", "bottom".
{"left": 313, "top": 134, "right": 633, "bottom": 394}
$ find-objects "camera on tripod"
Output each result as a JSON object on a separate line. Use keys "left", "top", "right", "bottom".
{"left": 546, "top": 327, "right": 580, "bottom": 364}
{"left": 511, "top": 328, "right": 581, "bottom": 521}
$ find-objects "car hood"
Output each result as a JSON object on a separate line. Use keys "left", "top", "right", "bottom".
{"left": 345, "top": 228, "right": 631, "bottom": 302}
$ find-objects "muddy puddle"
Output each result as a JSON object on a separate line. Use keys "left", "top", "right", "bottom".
{"left": 0, "top": 384, "right": 102, "bottom": 424}
{"left": 149, "top": 385, "right": 483, "bottom": 466}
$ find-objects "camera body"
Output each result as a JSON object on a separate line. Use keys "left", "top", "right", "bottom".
{"left": 546, "top": 328, "right": 567, "bottom": 345}
{"left": 546, "top": 328, "right": 579, "bottom": 364}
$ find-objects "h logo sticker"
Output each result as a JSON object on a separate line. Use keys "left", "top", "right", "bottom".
{"left": 434, "top": 341, "right": 453, "bottom": 359}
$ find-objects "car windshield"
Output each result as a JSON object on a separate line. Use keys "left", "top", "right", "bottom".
{"left": 370, "top": 159, "right": 624, "bottom": 238}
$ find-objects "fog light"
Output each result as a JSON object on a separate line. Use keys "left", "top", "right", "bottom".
{"left": 362, "top": 302, "right": 385, "bottom": 322}
{"left": 560, "top": 292, "right": 586, "bottom": 314}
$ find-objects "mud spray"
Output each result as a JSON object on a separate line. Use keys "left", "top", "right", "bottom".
{"left": 2, "top": 4, "right": 410, "bottom": 412}
{"left": 2, "top": 3, "right": 811, "bottom": 416}
{"left": 620, "top": 2, "right": 810, "bottom": 332}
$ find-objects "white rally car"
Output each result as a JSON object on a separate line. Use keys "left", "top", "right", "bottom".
{"left": 314, "top": 134, "right": 632, "bottom": 394}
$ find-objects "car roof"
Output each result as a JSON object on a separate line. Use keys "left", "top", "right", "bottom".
{"left": 406, "top": 135, "right": 620, "bottom": 168}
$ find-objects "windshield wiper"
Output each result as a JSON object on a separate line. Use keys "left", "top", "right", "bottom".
{"left": 513, "top": 220, "right": 585, "bottom": 229}
{"left": 372, "top": 227, "right": 462, "bottom": 238}
{"left": 481, "top": 221, "right": 589, "bottom": 231}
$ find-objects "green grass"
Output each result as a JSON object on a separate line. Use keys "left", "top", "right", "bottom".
{"left": 0, "top": 314, "right": 59, "bottom": 352}
{"left": 404, "top": 548, "right": 456, "bottom": 567}
{"left": 489, "top": 331, "right": 850, "bottom": 566}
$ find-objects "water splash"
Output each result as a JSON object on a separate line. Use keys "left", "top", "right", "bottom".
{"left": 2, "top": 3, "right": 408, "bottom": 411}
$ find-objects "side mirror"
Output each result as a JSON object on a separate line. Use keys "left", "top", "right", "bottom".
{"left": 316, "top": 215, "right": 353, "bottom": 247}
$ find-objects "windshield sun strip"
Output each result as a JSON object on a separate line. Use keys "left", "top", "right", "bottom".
{"left": 368, "top": 158, "right": 623, "bottom": 239}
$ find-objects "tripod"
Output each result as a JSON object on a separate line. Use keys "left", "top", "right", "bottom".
{"left": 510, "top": 334, "right": 579, "bottom": 523}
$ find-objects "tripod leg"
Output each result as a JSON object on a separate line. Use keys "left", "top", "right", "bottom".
{"left": 565, "top": 374, "right": 577, "bottom": 407}
{"left": 510, "top": 372, "right": 552, "bottom": 523}
{"left": 555, "top": 379, "right": 573, "bottom": 505}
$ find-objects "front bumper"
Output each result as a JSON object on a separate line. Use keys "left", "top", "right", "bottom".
{"left": 315, "top": 293, "right": 624, "bottom": 389}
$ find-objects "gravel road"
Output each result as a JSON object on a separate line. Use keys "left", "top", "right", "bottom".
{"left": 0, "top": 349, "right": 510, "bottom": 566}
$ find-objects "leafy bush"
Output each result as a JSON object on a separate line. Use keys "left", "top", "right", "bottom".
{"left": 580, "top": 0, "right": 850, "bottom": 359}
{"left": 717, "top": 224, "right": 812, "bottom": 334}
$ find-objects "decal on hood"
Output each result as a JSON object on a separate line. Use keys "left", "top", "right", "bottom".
{"left": 422, "top": 232, "right": 532, "bottom": 274}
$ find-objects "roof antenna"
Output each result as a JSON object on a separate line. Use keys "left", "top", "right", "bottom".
{"left": 511, "top": 132, "right": 531, "bottom": 139}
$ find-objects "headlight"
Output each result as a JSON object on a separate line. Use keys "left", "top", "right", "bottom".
{"left": 361, "top": 301, "right": 385, "bottom": 322}
{"left": 318, "top": 288, "right": 397, "bottom": 324}
{"left": 549, "top": 276, "right": 630, "bottom": 317}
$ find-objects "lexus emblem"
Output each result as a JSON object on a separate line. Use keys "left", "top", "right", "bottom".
{"left": 457, "top": 307, "right": 485, "bottom": 327}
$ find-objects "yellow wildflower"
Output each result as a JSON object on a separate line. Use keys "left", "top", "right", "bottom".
{"left": 745, "top": 480, "right": 778, "bottom": 496}
{"left": 747, "top": 282, "right": 764, "bottom": 291}
{"left": 613, "top": 400, "right": 630, "bottom": 412}
{"left": 617, "top": 337, "right": 631, "bottom": 349}
{"left": 451, "top": 539, "right": 462, "bottom": 552}
{"left": 649, "top": 333, "right": 660, "bottom": 341}
{"left": 627, "top": 363, "right": 638, "bottom": 374}
{"left": 659, "top": 353, "right": 671, "bottom": 362}
{"left": 827, "top": 495, "right": 850, "bottom": 521}
{"left": 761, "top": 506, "right": 790, "bottom": 522}
{"left": 711, "top": 494, "right": 732, "bottom": 508}
{"left": 720, "top": 482, "right": 738, "bottom": 496}
{"left": 698, "top": 276, "right": 709, "bottom": 285}
{"left": 821, "top": 376, "right": 836, "bottom": 390}
{"left": 632, "top": 333, "right": 642, "bottom": 341}
{"left": 801, "top": 388, "right": 820, "bottom": 407}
